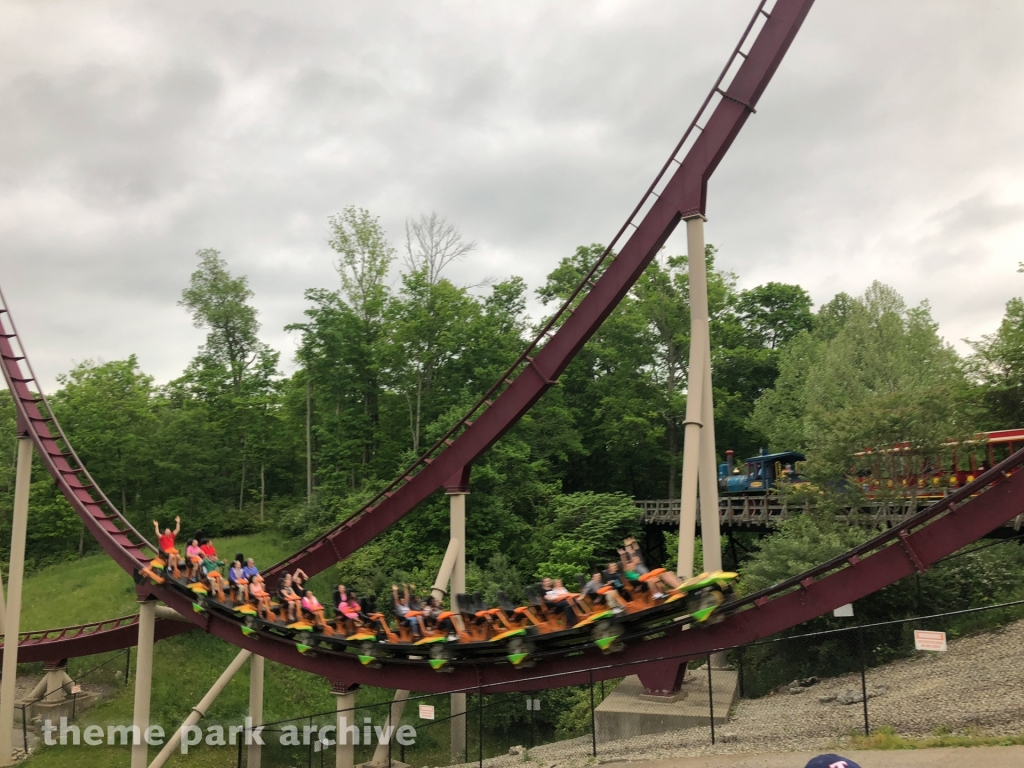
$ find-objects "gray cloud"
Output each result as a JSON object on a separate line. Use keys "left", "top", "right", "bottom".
{"left": 3, "top": 1, "right": 1024, "bottom": 390}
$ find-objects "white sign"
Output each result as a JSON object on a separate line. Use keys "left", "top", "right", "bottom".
{"left": 833, "top": 604, "right": 854, "bottom": 618}
{"left": 70, "top": 685, "right": 82, "bottom": 695}
{"left": 418, "top": 704, "right": 435, "bottom": 720}
{"left": 914, "top": 630, "right": 947, "bottom": 652}
{"left": 526, "top": 699, "right": 541, "bottom": 711}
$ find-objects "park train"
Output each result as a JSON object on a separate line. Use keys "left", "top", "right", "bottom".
{"left": 718, "top": 428, "right": 1024, "bottom": 501}
{"left": 139, "top": 555, "right": 738, "bottom": 670}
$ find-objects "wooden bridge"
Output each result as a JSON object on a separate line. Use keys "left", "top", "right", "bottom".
{"left": 635, "top": 494, "right": 1024, "bottom": 533}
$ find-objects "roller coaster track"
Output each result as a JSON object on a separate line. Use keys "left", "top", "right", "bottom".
{"left": 10, "top": 0, "right": 1020, "bottom": 694}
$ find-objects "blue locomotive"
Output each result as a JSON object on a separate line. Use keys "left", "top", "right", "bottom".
{"left": 718, "top": 448, "right": 806, "bottom": 494}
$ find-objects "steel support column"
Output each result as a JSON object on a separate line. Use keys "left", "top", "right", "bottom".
{"left": 248, "top": 654, "right": 264, "bottom": 768}
{"left": 0, "top": 436, "right": 32, "bottom": 767}
{"left": 699, "top": 347, "right": 722, "bottom": 573}
{"left": 335, "top": 687, "right": 357, "bottom": 768}
{"left": 447, "top": 476, "right": 468, "bottom": 762}
{"left": 677, "top": 215, "right": 710, "bottom": 579}
{"left": 131, "top": 599, "right": 156, "bottom": 768}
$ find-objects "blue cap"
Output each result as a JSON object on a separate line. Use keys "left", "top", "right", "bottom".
{"left": 804, "top": 757, "right": 861, "bottom": 768}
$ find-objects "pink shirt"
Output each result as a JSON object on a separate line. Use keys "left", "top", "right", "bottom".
{"left": 302, "top": 595, "right": 322, "bottom": 612}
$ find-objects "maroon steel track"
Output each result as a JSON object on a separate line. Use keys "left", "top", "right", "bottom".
{"left": 9, "top": 0, "right": 997, "bottom": 693}
{"left": 0, "top": 617, "right": 192, "bottom": 664}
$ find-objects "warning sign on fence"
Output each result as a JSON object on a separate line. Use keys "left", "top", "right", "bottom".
{"left": 419, "top": 704, "right": 435, "bottom": 720}
{"left": 914, "top": 630, "right": 947, "bottom": 652}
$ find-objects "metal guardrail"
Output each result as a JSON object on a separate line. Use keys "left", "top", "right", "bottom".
{"left": 636, "top": 493, "right": 1024, "bottom": 531}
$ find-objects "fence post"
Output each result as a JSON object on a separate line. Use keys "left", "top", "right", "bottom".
{"left": 737, "top": 646, "right": 745, "bottom": 699}
{"left": 20, "top": 707, "right": 27, "bottom": 754}
{"left": 388, "top": 700, "right": 393, "bottom": 768}
{"left": 125, "top": 647, "right": 132, "bottom": 686}
{"left": 707, "top": 654, "right": 715, "bottom": 745}
{"left": 307, "top": 715, "right": 313, "bottom": 768}
{"left": 589, "top": 671, "right": 597, "bottom": 757}
{"left": 529, "top": 692, "right": 534, "bottom": 749}
{"left": 477, "top": 686, "right": 483, "bottom": 768}
{"left": 237, "top": 731, "right": 243, "bottom": 768}
{"left": 857, "top": 626, "right": 870, "bottom": 736}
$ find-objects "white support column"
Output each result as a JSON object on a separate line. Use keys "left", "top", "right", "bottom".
{"left": 698, "top": 348, "right": 723, "bottom": 574}
{"left": 131, "top": 599, "right": 156, "bottom": 768}
{"left": 370, "top": 689, "right": 409, "bottom": 766}
{"left": 447, "top": 488, "right": 467, "bottom": 762}
{"left": 335, "top": 687, "right": 357, "bottom": 768}
{"left": 677, "top": 215, "right": 710, "bottom": 580}
{"left": 0, "top": 436, "right": 32, "bottom": 767}
{"left": 0, "top": 563, "right": 6, "bottom": 635}
{"left": 148, "top": 649, "right": 251, "bottom": 768}
{"left": 248, "top": 655, "right": 264, "bottom": 768}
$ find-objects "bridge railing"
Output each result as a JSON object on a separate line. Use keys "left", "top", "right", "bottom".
{"left": 634, "top": 491, "right": 1024, "bottom": 531}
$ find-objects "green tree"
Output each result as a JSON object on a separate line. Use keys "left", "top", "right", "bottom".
{"left": 968, "top": 296, "right": 1024, "bottom": 428}
{"left": 753, "top": 282, "right": 968, "bottom": 487}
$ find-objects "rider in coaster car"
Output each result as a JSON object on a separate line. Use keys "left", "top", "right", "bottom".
{"left": 291, "top": 569, "right": 309, "bottom": 600}
{"left": 543, "top": 578, "right": 578, "bottom": 627}
{"left": 185, "top": 538, "right": 203, "bottom": 580}
{"left": 278, "top": 573, "right": 301, "bottom": 622}
{"left": 200, "top": 552, "right": 226, "bottom": 600}
{"left": 584, "top": 572, "right": 626, "bottom": 612}
{"left": 335, "top": 585, "right": 363, "bottom": 626}
{"left": 392, "top": 583, "right": 424, "bottom": 637}
{"left": 250, "top": 574, "right": 272, "bottom": 617}
{"left": 199, "top": 537, "right": 218, "bottom": 561}
{"left": 228, "top": 559, "right": 250, "bottom": 602}
{"left": 242, "top": 557, "right": 259, "bottom": 581}
{"left": 153, "top": 516, "right": 181, "bottom": 573}
{"left": 621, "top": 536, "right": 681, "bottom": 594}
{"left": 301, "top": 589, "right": 324, "bottom": 617}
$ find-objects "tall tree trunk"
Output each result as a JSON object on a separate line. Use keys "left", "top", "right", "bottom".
{"left": 306, "top": 380, "right": 313, "bottom": 505}
{"left": 239, "top": 437, "right": 247, "bottom": 512}
{"left": 667, "top": 418, "right": 678, "bottom": 499}
{"left": 413, "top": 371, "right": 423, "bottom": 454}
{"left": 260, "top": 462, "right": 265, "bottom": 522}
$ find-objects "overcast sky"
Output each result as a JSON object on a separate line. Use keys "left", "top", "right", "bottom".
{"left": 2, "top": 1, "right": 1023, "bottom": 391}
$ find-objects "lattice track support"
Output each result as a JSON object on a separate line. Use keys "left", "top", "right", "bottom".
{"left": 131, "top": 599, "right": 156, "bottom": 768}
{"left": 148, "top": 648, "right": 251, "bottom": 768}
{"left": 248, "top": 654, "right": 265, "bottom": 768}
{"left": 0, "top": 435, "right": 31, "bottom": 767}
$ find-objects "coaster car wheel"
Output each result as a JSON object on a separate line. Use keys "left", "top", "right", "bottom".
{"left": 506, "top": 636, "right": 535, "bottom": 668}
{"left": 429, "top": 643, "right": 454, "bottom": 671}
{"left": 358, "top": 640, "right": 383, "bottom": 668}
{"left": 591, "top": 619, "right": 624, "bottom": 654}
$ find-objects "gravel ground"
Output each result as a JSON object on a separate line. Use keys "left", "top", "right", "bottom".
{"left": 450, "top": 619, "right": 1024, "bottom": 768}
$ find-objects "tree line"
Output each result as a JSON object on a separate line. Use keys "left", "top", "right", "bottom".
{"left": 1, "top": 207, "right": 1022, "bottom": 604}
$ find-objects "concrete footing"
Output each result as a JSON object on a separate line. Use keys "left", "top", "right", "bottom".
{"left": 595, "top": 668, "right": 738, "bottom": 744}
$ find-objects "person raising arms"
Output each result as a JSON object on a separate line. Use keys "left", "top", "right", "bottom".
{"left": 153, "top": 516, "right": 182, "bottom": 575}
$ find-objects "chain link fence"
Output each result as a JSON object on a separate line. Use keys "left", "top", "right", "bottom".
{"left": 231, "top": 600, "right": 1024, "bottom": 767}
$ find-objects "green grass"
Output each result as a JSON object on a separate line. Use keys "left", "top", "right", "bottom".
{"left": 848, "top": 725, "right": 1024, "bottom": 750}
